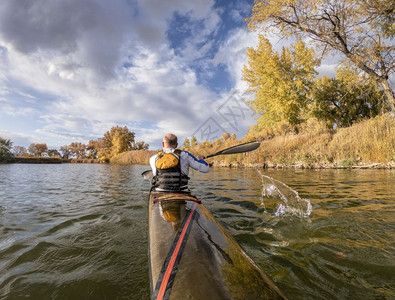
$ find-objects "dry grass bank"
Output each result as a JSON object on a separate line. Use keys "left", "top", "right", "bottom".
{"left": 327, "top": 115, "right": 395, "bottom": 165}
{"left": 188, "top": 115, "right": 395, "bottom": 168}
{"left": 13, "top": 157, "right": 63, "bottom": 164}
{"left": 110, "top": 149, "right": 156, "bottom": 165}
{"left": 69, "top": 158, "right": 101, "bottom": 163}
{"left": 108, "top": 115, "right": 394, "bottom": 168}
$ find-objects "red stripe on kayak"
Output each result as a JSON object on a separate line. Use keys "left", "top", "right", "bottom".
{"left": 156, "top": 203, "right": 198, "bottom": 300}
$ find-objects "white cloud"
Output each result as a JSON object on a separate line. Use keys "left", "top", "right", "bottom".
{"left": 133, "top": 0, "right": 218, "bottom": 50}
{"left": 0, "top": 0, "right": 260, "bottom": 149}
{"left": 317, "top": 64, "right": 337, "bottom": 78}
{"left": 2, "top": 104, "right": 40, "bottom": 117}
{"left": 213, "top": 28, "right": 259, "bottom": 90}
{"left": 0, "top": 130, "right": 36, "bottom": 147}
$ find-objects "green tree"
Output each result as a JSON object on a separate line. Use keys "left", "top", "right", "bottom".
{"left": 248, "top": 0, "right": 395, "bottom": 113}
{"left": 47, "top": 149, "right": 61, "bottom": 158}
{"left": 28, "top": 143, "right": 48, "bottom": 157}
{"left": 135, "top": 141, "right": 149, "bottom": 150}
{"left": 310, "top": 67, "right": 385, "bottom": 127}
{"left": 243, "top": 36, "right": 319, "bottom": 129}
{"left": 0, "top": 137, "right": 13, "bottom": 162}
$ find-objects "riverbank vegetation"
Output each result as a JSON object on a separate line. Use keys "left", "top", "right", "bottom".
{"left": 108, "top": 114, "right": 394, "bottom": 168}
{"left": 0, "top": 137, "right": 13, "bottom": 163}
{"left": 198, "top": 0, "right": 394, "bottom": 169}
{"left": 110, "top": 149, "right": 156, "bottom": 165}
{"left": 0, "top": 126, "right": 149, "bottom": 164}
{"left": 192, "top": 0, "right": 395, "bottom": 169}
{"left": 2, "top": 115, "right": 393, "bottom": 168}
{"left": 247, "top": 0, "right": 394, "bottom": 114}
{"left": 13, "top": 157, "right": 63, "bottom": 164}
{"left": 186, "top": 115, "right": 395, "bottom": 168}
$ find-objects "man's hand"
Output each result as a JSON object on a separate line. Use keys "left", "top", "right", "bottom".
{"left": 197, "top": 155, "right": 205, "bottom": 160}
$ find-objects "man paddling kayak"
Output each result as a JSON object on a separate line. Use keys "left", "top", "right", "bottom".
{"left": 146, "top": 139, "right": 287, "bottom": 299}
{"left": 149, "top": 133, "right": 209, "bottom": 192}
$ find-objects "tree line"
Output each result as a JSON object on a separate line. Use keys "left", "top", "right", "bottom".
{"left": 0, "top": 126, "right": 148, "bottom": 163}
{"left": 244, "top": 0, "right": 394, "bottom": 136}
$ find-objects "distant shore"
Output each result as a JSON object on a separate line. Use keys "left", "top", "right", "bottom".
{"left": 4, "top": 156, "right": 394, "bottom": 169}
{"left": 9, "top": 157, "right": 101, "bottom": 164}
{"left": 12, "top": 157, "right": 64, "bottom": 164}
{"left": 4, "top": 115, "right": 394, "bottom": 169}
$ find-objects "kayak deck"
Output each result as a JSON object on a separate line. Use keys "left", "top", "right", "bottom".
{"left": 148, "top": 192, "right": 286, "bottom": 300}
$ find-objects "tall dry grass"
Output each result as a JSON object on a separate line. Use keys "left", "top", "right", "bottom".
{"left": 327, "top": 114, "right": 395, "bottom": 164}
{"left": 109, "top": 115, "right": 394, "bottom": 167}
{"left": 188, "top": 115, "right": 395, "bottom": 167}
{"left": 110, "top": 149, "right": 156, "bottom": 165}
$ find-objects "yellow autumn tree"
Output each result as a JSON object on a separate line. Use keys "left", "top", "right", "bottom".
{"left": 243, "top": 36, "right": 320, "bottom": 129}
{"left": 89, "top": 126, "right": 136, "bottom": 161}
{"left": 183, "top": 137, "right": 191, "bottom": 148}
{"left": 247, "top": 0, "right": 395, "bottom": 113}
{"left": 106, "top": 126, "right": 135, "bottom": 158}
{"left": 191, "top": 136, "right": 198, "bottom": 147}
{"left": 28, "top": 143, "right": 48, "bottom": 157}
{"left": 69, "top": 142, "right": 87, "bottom": 158}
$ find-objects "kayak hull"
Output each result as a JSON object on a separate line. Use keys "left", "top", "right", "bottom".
{"left": 148, "top": 192, "right": 286, "bottom": 300}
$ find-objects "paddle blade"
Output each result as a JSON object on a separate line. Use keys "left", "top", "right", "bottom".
{"left": 205, "top": 141, "right": 260, "bottom": 159}
{"left": 142, "top": 170, "right": 153, "bottom": 180}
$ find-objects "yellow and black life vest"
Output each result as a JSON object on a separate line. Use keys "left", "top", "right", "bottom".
{"left": 153, "top": 149, "right": 189, "bottom": 191}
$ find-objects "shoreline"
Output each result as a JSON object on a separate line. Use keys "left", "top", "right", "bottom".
{"left": 210, "top": 161, "right": 395, "bottom": 170}
{"left": 8, "top": 157, "right": 102, "bottom": 164}
{"left": 5, "top": 157, "right": 394, "bottom": 169}
{"left": 6, "top": 158, "right": 395, "bottom": 170}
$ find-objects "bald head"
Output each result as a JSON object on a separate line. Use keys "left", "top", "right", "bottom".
{"left": 163, "top": 133, "right": 178, "bottom": 148}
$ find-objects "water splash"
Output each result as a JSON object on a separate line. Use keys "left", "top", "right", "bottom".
{"left": 257, "top": 170, "right": 312, "bottom": 217}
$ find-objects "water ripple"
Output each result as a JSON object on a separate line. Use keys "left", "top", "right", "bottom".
{"left": 1, "top": 165, "right": 394, "bottom": 299}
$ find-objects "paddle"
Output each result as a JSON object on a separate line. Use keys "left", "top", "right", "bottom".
{"left": 142, "top": 169, "right": 154, "bottom": 180}
{"left": 141, "top": 141, "right": 260, "bottom": 179}
{"left": 203, "top": 141, "right": 260, "bottom": 159}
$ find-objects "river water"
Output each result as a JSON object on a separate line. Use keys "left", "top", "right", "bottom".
{"left": 0, "top": 164, "right": 393, "bottom": 299}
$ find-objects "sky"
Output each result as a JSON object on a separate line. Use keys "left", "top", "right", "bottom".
{"left": 0, "top": 0, "right": 337, "bottom": 150}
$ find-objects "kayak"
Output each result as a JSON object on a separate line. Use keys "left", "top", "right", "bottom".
{"left": 148, "top": 191, "right": 287, "bottom": 300}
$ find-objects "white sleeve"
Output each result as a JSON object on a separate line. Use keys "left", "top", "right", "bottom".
{"left": 149, "top": 154, "right": 157, "bottom": 175}
{"left": 183, "top": 151, "right": 209, "bottom": 173}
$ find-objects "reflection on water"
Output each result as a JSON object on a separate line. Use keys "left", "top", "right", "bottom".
{"left": 159, "top": 201, "right": 184, "bottom": 231}
{"left": 0, "top": 164, "right": 394, "bottom": 299}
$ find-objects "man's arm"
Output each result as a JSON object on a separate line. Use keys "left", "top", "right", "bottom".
{"left": 182, "top": 151, "right": 209, "bottom": 173}
{"left": 149, "top": 154, "right": 157, "bottom": 175}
